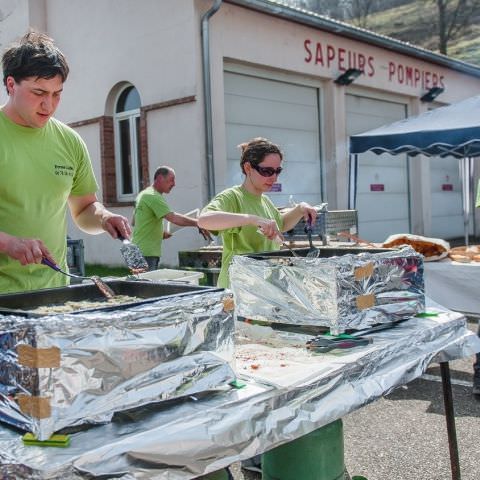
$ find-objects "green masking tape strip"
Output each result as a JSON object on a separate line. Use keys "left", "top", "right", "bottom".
{"left": 230, "top": 379, "right": 246, "bottom": 389}
{"left": 416, "top": 311, "right": 440, "bottom": 317}
{"left": 22, "top": 432, "right": 70, "bottom": 448}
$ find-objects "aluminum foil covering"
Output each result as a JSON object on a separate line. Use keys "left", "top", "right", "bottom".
{"left": 0, "top": 305, "right": 478, "bottom": 479}
{"left": 0, "top": 290, "right": 235, "bottom": 441}
{"left": 229, "top": 246, "right": 425, "bottom": 334}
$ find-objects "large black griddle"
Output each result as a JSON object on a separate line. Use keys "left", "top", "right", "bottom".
{"left": 0, "top": 280, "right": 222, "bottom": 317}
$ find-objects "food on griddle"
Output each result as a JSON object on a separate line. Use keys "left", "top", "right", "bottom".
{"left": 28, "top": 295, "right": 139, "bottom": 314}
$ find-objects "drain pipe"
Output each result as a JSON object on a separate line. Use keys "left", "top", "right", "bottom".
{"left": 201, "top": 0, "right": 222, "bottom": 201}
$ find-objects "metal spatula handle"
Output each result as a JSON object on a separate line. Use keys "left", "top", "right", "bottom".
{"left": 41, "top": 257, "right": 87, "bottom": 280}
{"left": 41, "top": 257, "right": 115, "bottom": 298}
{"left": 118, "top": 235, "right": 129, "bottom": 244}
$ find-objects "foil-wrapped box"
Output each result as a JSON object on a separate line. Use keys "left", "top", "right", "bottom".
{"left": 0, "top": 290, "right": 235, "bottom": 440}
{"left": 230, "top": 246, "right": 424, "bottom": 334}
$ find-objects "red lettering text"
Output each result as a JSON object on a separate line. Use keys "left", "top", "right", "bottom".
{"left": 315, "top": 43, "right": 324, "bottom": 65}
{"left": 338, "top": 48, "right": 346, "bottom": 71}
{"left": 304, "top": 39, "right": 312, "bottom": 63}
{"left": 327, "top": 45, "right": 335, "bottom": 67}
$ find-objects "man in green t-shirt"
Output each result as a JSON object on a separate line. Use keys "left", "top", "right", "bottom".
{"left": 0, "top": 31, "right": 132, "bottom": 293}
{"left": 132, "top": 166, "right": 211, "bottom": 271}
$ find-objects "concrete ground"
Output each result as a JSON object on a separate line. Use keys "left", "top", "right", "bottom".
{"left": 226, "top": 317, "right": 480, "bottom": 480}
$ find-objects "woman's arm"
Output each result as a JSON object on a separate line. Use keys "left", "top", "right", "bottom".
{"left": 281, "top": 202, "right": 317, "bottom": 232}
{"left": 198, "top": 211, "right": 281, "bottom": 240}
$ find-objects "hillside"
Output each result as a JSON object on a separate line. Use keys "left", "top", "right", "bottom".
{"left": 362, "top": 1, "right": 480, "bottom": 66}
{"left": 290, "top": 0, "right": 480, "bottom": 67}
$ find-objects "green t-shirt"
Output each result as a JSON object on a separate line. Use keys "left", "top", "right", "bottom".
{"left": 132, "top": 186, "right": 172, "bottom": 257}
{"left": 203, "top": 185, "right": 283, "bottom": 288}
{"left": 0, "top": 111, "right": 98, "bottom": 293}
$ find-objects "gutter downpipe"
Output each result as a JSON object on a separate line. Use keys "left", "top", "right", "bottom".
{"left": 202, "top": 0, "right": 223, "bottom": 201}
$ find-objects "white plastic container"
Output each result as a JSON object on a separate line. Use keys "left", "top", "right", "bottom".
{"left": 136, "top": 268, "right": 204, "bottom": 285}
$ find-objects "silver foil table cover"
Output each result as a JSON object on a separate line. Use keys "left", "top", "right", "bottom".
{"left": 0, "top": 306, "right": 478, "bottom": 479}
{"left": 229, "top": 246, "right": 424, "bottom": 334}
{"left": 0, "top": 290, "right": 235, "bottom": 440}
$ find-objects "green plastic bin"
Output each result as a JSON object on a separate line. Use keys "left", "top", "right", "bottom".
{"left": 198, "top": 469, "right": 229, "bottom": 480}
{"left": 262, "top": 419, "right": 345, "bottom": 480}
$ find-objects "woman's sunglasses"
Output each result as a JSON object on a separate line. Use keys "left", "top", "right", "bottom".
{"left": 251, "top": 163, "right": 283, "bottom": 177}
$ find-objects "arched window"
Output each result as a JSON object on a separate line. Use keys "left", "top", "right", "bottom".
{"left": 114, "top": 85, "right": 142, "bottom": 200}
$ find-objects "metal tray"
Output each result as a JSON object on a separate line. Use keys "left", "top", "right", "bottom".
{"left": 246, "top": 246, "right": 395, "bottom": 260}
{"left": 0, "top": 280, "right": 222, "bottom": 317}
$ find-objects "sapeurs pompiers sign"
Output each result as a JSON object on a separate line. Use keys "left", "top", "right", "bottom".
{"left": 304, "top": 39, "right": 445, "bottom": 90}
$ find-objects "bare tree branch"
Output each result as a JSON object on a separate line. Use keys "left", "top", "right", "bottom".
{"left": 434, "top": 0, "right": 480, "bottom": 54}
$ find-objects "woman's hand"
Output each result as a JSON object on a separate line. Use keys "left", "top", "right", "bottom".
{"left": 256, "top": 217, "right": 282, "bottom": 241}
{"left": 281, "top": 202, "right": 318, "bottom": 232}
{"left": 298, "top": 202, "right": 317, "bottom": 225}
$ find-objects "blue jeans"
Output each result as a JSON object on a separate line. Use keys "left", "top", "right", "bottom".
{"left": 474, "top": 322, "right": 480, "bottom": 380}
{"left": 473, "top": 320, "right": 480, "bottom": 386}
{"left": 144, "top": 256, "right": 159, "bottom": 271}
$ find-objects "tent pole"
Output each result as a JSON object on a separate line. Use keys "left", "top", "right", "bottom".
{"left": 469, "top": 157, "right": 476, "bottom": 242}
{"left": 348, "top": 154, "right": 358, "bottom": 210}
{"left": 460, "top": 157, "right": 471, "bottom": 247}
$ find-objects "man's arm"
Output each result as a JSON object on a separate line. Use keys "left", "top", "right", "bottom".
{"left": 164, "top": 212, "right": 199, "bottom": 227}
{"left": 68, "top": 193, "right": 132, "bottom": 239}
{"left": 0, "top": 232, "right": 55, "bottom": 265}
{"left": 164, "top": 212, "right": 212, "bottom": 241}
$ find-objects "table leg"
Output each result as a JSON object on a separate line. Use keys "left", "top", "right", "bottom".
{"left": 440, "top": 361, "right": 461, "bottom": 480}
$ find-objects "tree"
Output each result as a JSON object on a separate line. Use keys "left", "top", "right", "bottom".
{"left": 434, "top": 0, "right": 480, "bottom": 54}
{"left": 343, "top": 0, "right": 378, "bottom": 28}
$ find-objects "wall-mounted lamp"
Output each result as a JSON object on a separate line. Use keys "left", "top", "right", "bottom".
{"left": 420, "top": 86, "right": 444, "bottom": 102}
{"left": 334, "top": 68, "right": 363, "bottom": 86}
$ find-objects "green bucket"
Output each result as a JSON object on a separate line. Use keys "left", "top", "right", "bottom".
{"left": 262, "top": 419, "right": 345, "bottom": 480}
{"left": 198, "top": 469, "right": 229, "bottom": 480}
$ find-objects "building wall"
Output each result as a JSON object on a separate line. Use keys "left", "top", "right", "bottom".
{"left": 208, "top": 2, "right": 480, "bottom": 239}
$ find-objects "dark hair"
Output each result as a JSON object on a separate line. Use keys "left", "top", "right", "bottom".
{"left": 2, "top": 30, "right": 69, "bottom": 92}
{"left": 153, "top": 166, "right": 174, "bottom": 180}
{"left": 238, "top": 137, "right": 283, "bottom": 174}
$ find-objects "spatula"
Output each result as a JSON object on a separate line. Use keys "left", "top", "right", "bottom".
{"left": 118, "top": 236, "right": 149, "bottom": 273}
{"left": 262, "top": 230, "right": 301, "bottom": 258}
{"left": 41, "top": 257, "right": 115, "bottom": 298}
{"left": 305, "top": 218, "right": 320, "bottom": 258}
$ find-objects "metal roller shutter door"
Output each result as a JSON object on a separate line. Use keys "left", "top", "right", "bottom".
{"left": 346, "top": 94, "right": 408, "bottom": 242}
{"left": 224, "top": 71, "right": 322, "bottom": 207}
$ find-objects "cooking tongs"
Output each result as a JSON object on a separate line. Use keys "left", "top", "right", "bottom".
{"left": 306, "top": 334, "right": 371, "bottom": 353}
{"left": 306, "top": 321, "right": 403, "bottom": 353}
{"left": 305, "top": 218, "right": 320, "bottom": 258}
{"left": 41, "top": 258, "right": 115, "bottom": 299}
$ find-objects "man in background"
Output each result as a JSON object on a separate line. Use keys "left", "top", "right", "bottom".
{"left": 0, "top": 31, "right": 131, "bottom": 293}
{"left": 132, "top": 166, "right": 211, "bottom": 271}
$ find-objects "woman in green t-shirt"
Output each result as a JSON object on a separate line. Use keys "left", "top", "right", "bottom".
{"left": 198, "top": 137, "right": 317, "bottom": 288}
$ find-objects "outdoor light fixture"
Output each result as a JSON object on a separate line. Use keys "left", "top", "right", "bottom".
{"left": 420, "top": 86, "right": 445, "bottom": 102}
{"left": 334, "top": 68, "right": 363, "bottom": 86}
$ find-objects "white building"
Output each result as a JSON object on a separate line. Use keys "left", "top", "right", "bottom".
{"left": 1, "top": 0, "right": 480, "bottom": 267}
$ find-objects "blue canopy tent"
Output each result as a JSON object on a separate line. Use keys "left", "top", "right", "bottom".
{"left": 349, "top": 95, "right": 480, "bottom": 245}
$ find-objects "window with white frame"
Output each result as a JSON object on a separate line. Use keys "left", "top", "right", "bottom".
{"left": 114, "top": 85, "right": 142, "bottom": 200}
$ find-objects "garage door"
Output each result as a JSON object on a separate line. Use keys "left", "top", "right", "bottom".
{"left": 346, "top": 95, "right": 408, "bottom": 242}
{"left": 224, "top": 72, "right": 322, "bottom": 207}
{"left": 429, "top": 156, "right": 465, "bottom": 239}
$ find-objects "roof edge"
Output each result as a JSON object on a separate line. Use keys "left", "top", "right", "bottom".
{"left": 225, "top": 0, "right": 480, "bottom": 78}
